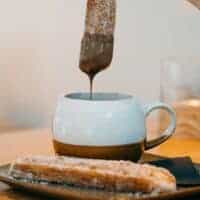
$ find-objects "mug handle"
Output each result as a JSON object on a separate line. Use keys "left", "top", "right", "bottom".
{"left": 144, "top": 102, "right": 176, "bottom": 150}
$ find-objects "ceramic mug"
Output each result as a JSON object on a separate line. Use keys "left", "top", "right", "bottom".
{"left": 53, "top": 93, "right": 176, "bottom": 161}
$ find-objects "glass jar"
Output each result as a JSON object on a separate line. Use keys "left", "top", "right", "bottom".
{"left": 160, "top": 57, "right": 200, "bottom": 139}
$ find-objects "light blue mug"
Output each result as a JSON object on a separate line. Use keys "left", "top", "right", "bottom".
{"left": 53, "top": 93, "right": 176, "bottom": 161}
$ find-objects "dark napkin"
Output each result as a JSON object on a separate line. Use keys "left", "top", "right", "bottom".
{"left": 149, "top": 157, "right": 200, "bottom": 186}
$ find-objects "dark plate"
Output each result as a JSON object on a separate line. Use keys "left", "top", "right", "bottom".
{"left": 0, "top": 162, "right": 200, "bottom": 200}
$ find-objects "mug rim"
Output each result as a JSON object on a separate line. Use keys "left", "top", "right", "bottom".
{"left": 64, "top": 92, "right": 133, "bottom": 102}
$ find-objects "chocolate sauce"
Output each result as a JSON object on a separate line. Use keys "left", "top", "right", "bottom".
{"left": 89, "top": 75, "right": 94, "bottom": 100}
{"left": 79, "top": 33, "right": 114, "bottom": 100}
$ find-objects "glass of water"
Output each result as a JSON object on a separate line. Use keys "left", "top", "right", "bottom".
{"left": 160, "top": 57, "right": 200, "bottom": 139}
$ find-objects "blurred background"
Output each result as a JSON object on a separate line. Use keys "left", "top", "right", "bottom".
{"left": 0, "top": 0, "right": 200, "bottom": 131}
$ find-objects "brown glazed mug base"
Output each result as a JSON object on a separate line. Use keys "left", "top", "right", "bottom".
{"left": 53, "top": 140, "right": 144, "bottom": 162}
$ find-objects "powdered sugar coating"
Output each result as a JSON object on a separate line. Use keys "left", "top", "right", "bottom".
{"left": 10, "top": 155, "right": 176, "bottom": 193}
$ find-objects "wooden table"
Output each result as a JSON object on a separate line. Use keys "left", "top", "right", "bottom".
{"left": 0, "top": 128, "right": 200, "bottom": 199}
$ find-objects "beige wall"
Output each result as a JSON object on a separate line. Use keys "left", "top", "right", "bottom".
{"left": 0, "top": 0, "right": 200, "bottom": 129}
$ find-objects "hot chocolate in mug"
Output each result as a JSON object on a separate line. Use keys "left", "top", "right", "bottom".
{"left": 53, "top": 93, "right": 176, "bottom": 161}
